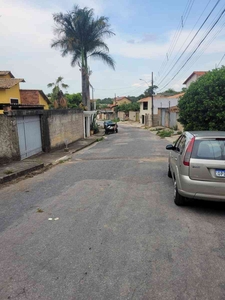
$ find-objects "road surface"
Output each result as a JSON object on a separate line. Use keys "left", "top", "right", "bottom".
{"left": 1, "top": 124, "right": 225, "bottom": 300}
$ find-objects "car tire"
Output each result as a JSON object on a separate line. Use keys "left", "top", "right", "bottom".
{"left": 168, "top": 165, "right": 172, "bottom": 178}
{"left": 174, "top": 178, "right": 186, "bottom": 206}
{"left": 116, "top": 129, "right": 118, "bottom": 133}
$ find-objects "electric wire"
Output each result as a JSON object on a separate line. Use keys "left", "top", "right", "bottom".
{"left": 157, "top": 0, "right": 196, "bottom": 76}
{"left": 157, "top": 7, "right": 225, "bottom": 92}
{"left": 156, "top": 0, "right": 220, "bottom": 87}
{"left": 217, "top": 53, "right": 225, "bottom": 67}
{"left": 179, "top": 19, "right": 225, "bottom": 78}
{"left": 156, "top": 0, "right": 212, "bottom": 84}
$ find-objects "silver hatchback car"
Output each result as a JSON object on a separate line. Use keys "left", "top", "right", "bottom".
{"left": 166, "top": 131, "right": 225, "bottom": 206}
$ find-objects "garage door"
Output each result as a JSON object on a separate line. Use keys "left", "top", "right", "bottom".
{"left": 17, "top": 116, "right": 42, "bottom": 160}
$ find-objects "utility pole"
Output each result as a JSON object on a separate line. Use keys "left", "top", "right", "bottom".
{"left": 151, "top": 72, "right": 154, "bottom": 126}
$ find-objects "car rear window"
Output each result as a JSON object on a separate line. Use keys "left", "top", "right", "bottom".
{"left": 191, "top": 139, "right": 225, "bottom": 160}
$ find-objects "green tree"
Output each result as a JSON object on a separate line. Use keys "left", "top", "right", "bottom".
{"left": 47, "top": 76, "right": 69, "bottom": 108}
{"left": 143, "top": 85, "right": 158, "bottom": 97}
{"left": 65, "top": 93, "right": 82, "bottom": 108}
{"left": 51, "top": 5, "right": 115, "bottom": 110}
{"left": 116, "top": 102, "right": 140, "bottom": 113}
{"left": 178, "top": 67, "right": 225, "bottom": 130}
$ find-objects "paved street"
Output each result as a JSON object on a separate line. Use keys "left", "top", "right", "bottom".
{"left": 1, "top": 124, "right": 225, "bottom": 300}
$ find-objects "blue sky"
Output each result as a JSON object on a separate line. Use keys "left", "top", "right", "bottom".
{"left": 1, "top": 0, "right": 225, "bottom": 99}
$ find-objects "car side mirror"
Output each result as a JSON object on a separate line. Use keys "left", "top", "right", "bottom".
{"left": 166, "top": 144, "right": 175, "bottom": 150}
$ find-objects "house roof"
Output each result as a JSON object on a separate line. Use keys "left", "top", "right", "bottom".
{"left": 138, "top": 97, "right": 150, "bottom": 103}
{"left": 0, "top": 71, "right": 15, "bottom": 78}
{"left": 0, "top": 78, "right": 25, "bottom": 89}
{"left": 167, "top": 93, "right": 184, "bottom": 99}
{"left": 116, "top": 96, "right": 129, "bottom": 102}
{"left": 138, "top": 95, "right": 164, "bottom": 103}
{"left": 20, "top": 89, "right": 51, "bottom": 104}
{"left": 183, "top": 71, "right": 207, "bottom": 84}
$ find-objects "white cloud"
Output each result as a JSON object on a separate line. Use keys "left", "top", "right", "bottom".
{"left": 1, "top": 0, "right": 225, "bottom": 98}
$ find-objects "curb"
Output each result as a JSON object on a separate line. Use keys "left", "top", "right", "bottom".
{"left": 0, "top": 163, "right": 44, "bottom": 184}
{"left": 0, "top": 137, "right": 104, "bottom": 185}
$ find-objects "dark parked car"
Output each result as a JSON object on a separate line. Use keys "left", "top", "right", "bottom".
{"left": 104, "top": 121, "right": 118, "bottom": 134}
{"left": 103, "top": 120, "right": 114, "bottom": 129}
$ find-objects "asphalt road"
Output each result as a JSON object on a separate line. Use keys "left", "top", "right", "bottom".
{"left": 1, "top": 124, "right": 225, "bottom": 300}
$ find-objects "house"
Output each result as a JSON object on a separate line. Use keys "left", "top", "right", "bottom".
{"left": 138, "top": 96, "right": 153, "bottom": 125}
{"left": 183, "top": 71, "right": 207, "bottom": 88}
{"left": 20, "top": 90, "right": 50, "bottom": 109}
{"left": 0, "top": 71, "right": 25, "bottom": 113}
{"left": 138, "top": 93, "right": 184, "bottom": 127}
{"left": 0, "top": 71, "right": 50, "bottom": 113}
{"left": 110, "top": 96, "right": 131, "bottom": 112}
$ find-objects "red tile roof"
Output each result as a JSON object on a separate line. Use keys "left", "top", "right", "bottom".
{"left": 20, "top": 90, "right": 51, "bottom": 105}
{"left": 183, "top": 71, "right": 207, "bottom": 84}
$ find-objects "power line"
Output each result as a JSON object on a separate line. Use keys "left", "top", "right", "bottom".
{"left": 95, "top": 85, "right": 142, "bottom": 91}
{"left": 157, "top": 6, "right": 225, "bottom": 92}
{"left": 179, "top": 19, "right": 225, "bottom": 77}
{"left": 217, "top": 53, "right": 225, "bottom": 67}
{"left": 157, "top": 0, "right": 195, "bottom": 76}
{"left": 156, "top": 0, "right": 212, "bottom": 84}
{"left": 156, "top": 0, "right": 220, "bottom": 87}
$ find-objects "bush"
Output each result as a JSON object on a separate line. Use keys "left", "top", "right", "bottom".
{"left": 178, "top": 67, "right": 225, "bottom": 130}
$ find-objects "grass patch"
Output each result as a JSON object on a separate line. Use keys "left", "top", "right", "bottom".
{"left": 156, "top": 129, "right": 174, "bottom": 138}
{"left": 112, "top": 118, "right": 120, "bottom": 122}
{"left": 96, "top": 137, "right": 104, "bottom": 142}
{"left": 4, "top": 169, "right": 14, "bottom": 175}
{"left": 58, "top": 160, "right": 65, "bottom": 164}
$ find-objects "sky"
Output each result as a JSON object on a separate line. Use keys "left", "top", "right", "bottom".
{"left": 1, "top": 0, "right": 225, "bottom": 99}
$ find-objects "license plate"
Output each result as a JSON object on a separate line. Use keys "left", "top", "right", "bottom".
{"left": 215, "top": 169, "right": 225, "bottom": 177}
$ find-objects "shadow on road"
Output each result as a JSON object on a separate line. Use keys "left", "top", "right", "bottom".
{"left": 185, "top": 200, "right": 225, "bottom": 216}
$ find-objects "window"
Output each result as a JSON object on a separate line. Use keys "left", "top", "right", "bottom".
{"left": 177, "top": 135, "right": 186, "bottom": 154}
{"left": 143, "top": 102, "right": 148, "bottom": 110}
{"left": 10, "top": 98, "right": 19, "bottom": 105}
{"left": 192, "top": 139, "right": 225, "bottom": 160}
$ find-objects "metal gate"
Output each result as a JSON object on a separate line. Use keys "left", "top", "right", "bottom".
{"left": 161, "top": 109, "right": 166, "bottom": 126}
{"left": 17, "top": 116, "right": 42, "bottom": 160}
{"left": 170, "top": 112, "right": 177, "bottom": 128}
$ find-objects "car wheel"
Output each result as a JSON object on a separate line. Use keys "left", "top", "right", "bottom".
{"left": 174, "top": 178, "right": 186, "bottom": 206}
{"left": 168, "top": 165, "right": 172, "bottom": 178}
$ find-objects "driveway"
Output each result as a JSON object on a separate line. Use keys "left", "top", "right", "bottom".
{"left": 0, "top": 124, "right": 225, "bottom": 299}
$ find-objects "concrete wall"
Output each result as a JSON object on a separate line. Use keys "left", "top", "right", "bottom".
{"left": 0, "top": 115, "right": 20, "bottom": 164}
{"left": 45, "top": 109, "right": 84, "bottom": 150}
{"left": 129, "top": 111, "right": 139, "bottom": 122}
{"left": 118, "top": 111, "right": 126, "bottom": 120}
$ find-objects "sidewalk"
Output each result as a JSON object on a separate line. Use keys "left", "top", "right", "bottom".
{"left": 0, "top": 129, "right": 105, "bottom": 184}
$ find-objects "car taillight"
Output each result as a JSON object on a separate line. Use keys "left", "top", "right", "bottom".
{"left": 183, "top": 137, "right": 195, "bottom": 166}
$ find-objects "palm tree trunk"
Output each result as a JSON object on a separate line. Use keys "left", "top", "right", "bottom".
{"left": 84, "top": 53, "right": 90, "bottom": 111}
{"left": 86, "top": 73, "right": 90, "bottom": 110}
{"left": 81, "top": 67, "right": 87, "bottom": 107}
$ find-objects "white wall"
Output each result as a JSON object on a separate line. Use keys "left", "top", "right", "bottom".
{"left": 153, "top": 97, "right": 179, "bottom": 114}
{"left": 185, "top": 74, "right": 198, "bottom": 88}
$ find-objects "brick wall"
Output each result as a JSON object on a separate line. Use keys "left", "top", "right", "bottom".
{"left": 0, "top": 115, "right": 20, "bottom": 164}
{"left": 45, "top": 109, "right": 84, "bottom": 150}
{"left": 20, "top": 90, "right": 39, "bottom": 105}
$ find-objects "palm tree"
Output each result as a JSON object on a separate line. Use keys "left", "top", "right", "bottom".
{"left": 47, "top": 76, "right": 69, "bottom": 108}
{"left": 51, "top": 5, "right": 115, "bottom": 110}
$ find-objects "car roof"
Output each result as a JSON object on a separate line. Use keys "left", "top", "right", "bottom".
{"left": 188, "top": 131, "right": 225, "bottom": 137}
